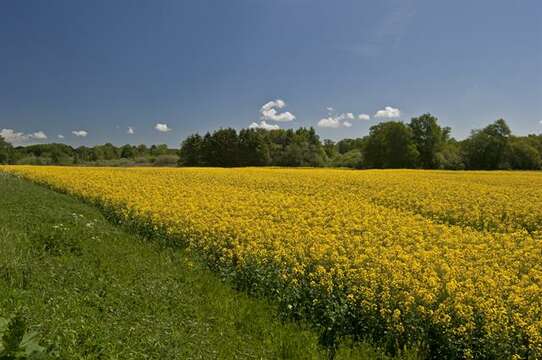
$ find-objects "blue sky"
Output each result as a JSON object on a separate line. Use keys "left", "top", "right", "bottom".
{"left": 1, "top": 0, "right": 541, "bottom": 147}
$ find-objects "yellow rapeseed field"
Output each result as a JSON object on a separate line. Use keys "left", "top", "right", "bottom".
{"left": 2, "top": 166, "right": 541, "bottom": 358}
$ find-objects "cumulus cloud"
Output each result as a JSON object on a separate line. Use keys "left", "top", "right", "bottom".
{"left": 317, "top": 117, "right": 341, "bottom": 128}
{"left": 375, "top": 106, "right": 400, "bottom": 118}
{"left": 57, "top": 134, "right": 65, "bottom": 139}
{"left": 326, "top": 107, "right": 334, "bottom": 112}
{"left": 249, "top": 120, "right": 280, "bottom": 130}
{"left": 0, "top": 128, "right": 48, "bottom": 145}
{"left": 127, "top": 127, "right": 134, "bottom": 135}
{"left": 31, "top": 131, "right": 47, "bottom": 140}
{"left": 317, "top": 113, "right": 356, "bottom": 128}
{"left": 260, "top": 99, "right": 296, "bottom": 122}
{"left": 72, "top": 130, "right": 88, "bottom": 137}
{"left": 155, "top": 123, "right": 171, "bottom": 132}
{"left": 358, "top": 114, "right": 370, "bottom": 121}
{"left": 0, "top": 129, "right": 28, "bottom": 145}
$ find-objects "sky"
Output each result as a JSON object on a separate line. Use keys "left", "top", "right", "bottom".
{"left": 1, "top": 0, "right": 541, "bottom": 147}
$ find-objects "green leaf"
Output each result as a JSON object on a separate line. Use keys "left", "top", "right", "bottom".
{"left": 21, "top": 331, "right": 45, "bottom": 356}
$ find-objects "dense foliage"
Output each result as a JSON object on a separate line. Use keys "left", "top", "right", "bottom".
{"left": 1, "top": 115, "right": 541, "bottom": 170}
{"left": 0, "top": 313, "right": 50, "bottom": 359}
{"left": 0, "top": 141, "right": 179, "bottom": 167}
{"left": 178, "top": 116, "right": 541, "bottom": 170}
{"left": 3, "top": 166, "right": 541, "bottom": 359}
{"left": 179, "top": 127, "right": 326, "bottom": 167}
{"left": 0, "top": 136, "right": 13, "bottom": 165}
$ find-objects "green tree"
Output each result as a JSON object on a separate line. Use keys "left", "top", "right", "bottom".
{"left": 436, "top": 140, "right": 465, "bottom": 170}
{"left": 276, "top": 128, "right": 326, "bottom": 167}
{"left": 525, "top": 134, "right": 542, "bottom": 156}
{"left": 463, "top": 119, "right": 511, "bottom": 169}
{"left": 505, "top": 138, "right": 541, "bottom": 170}
{"left": 267, "top": 129, "right": 294, "bottom": 164}
{"left": 336, "top": 138, "right": 366, "bottom": 154}
{"left": 120, "top": 144, "right": 136, "bottom": 159}
{"left": 179, "top": 134, "right": 203, "bottom": 166}
{"left": 13, "top": 143, "right": 74, "bottom": 165}
{"left": 0, "top": 136, "right": 13, "bottom": 164}
{"left": 238, "top": 129, "right": 270, "bottom": 166}
{"left": 135, "top": 144, "right": 149, "bottom": 157}
{"left": 50, "top": 148, "right": 61, "bottom": 164}
{"left": 409, "top": 113, "right": 449, "bottom": 168}
{"left": 150, "top": 144, "right": 169, "bottom": 157}
{"left": 94, "top": 143, "right": 119, "bottom": 160}
{"left": 330, "top": 149, "right": 364, "bottom": 169}
{"left": 199, "top": 132, "right": 214, "bottom": 166}
{"left": 322, "top": 139, "right": 337, "bottom": 158}
{"left": 75, "top": 146, "right": 96, "bottom": 162}
{"left": 200, "top": 128, "right": 240, "bottom": 167}
{"left": 363, "top": 121, "right": 419, "bottom": 168}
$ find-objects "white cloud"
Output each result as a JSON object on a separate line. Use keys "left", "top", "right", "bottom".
{"left": 375, "top": 106, "right": 400, "bottom": 118}
{"left": 155, "top": 123, "right": 171, "bottom": 132}
{"left": 249, "top": 120, "right": 280, "bottom": 130}
{"left": 0, "top": 128, "right": 48, "bottom": 145}
{"left": 326, "top": 107, "right": 334, "bottom": 112}
{"left": 0, "top": 129, "right": 28, "bottom": 145}
{"left": 317, "top": 113, "right": 356, "bottom": 128}
{"left": 72, "top": 130, "right": 88, "bottom": 137}
{"left": 31, "top": 131, "right": 47, "bottom": 140}
{"left": 57, "top": 134, "right": 65, "bottom": 139}
{"left": 260, "top": 99, "right": 296, "bottom": 122}
{"left": 539, "top": 120, "right": 542, "bottom": 124}
{"left": 318, "top": 117, "right": 341, "bottom": 128}
{"left": 358, "top": 114, "right": 370, "bottom": 121}
{"left": 127, "top": 127, "right": 134, "bottom": 135}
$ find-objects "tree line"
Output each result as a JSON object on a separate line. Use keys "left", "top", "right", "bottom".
{"left": 0, "top": 141, "right": 179, "bottom": 166}
{"left": 1, "top": 114, "right": 541, "bottom": 169}
{"left": 178, "top": 115, "right": 541, "bottom": 170}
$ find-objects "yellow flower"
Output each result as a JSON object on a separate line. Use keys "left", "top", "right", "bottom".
{"left": 2, "top": 165, "right": 541, "bottom": 358}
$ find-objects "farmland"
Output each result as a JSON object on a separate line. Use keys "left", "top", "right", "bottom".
{"left": 0, "top": 172, "right": 397, "bottom": 359}
{"left": 1, "top": 166, "right": 541, "bottom": 359}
